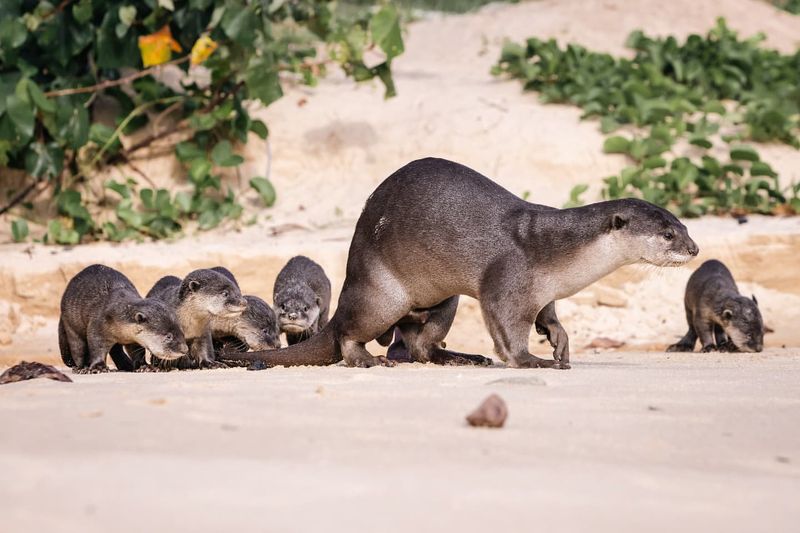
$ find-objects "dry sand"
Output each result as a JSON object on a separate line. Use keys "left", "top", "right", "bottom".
{"left": 1, "top": 352, "right": 799, "bottom": 532}
{"left": 1, "top": 0, "right": 800, "bottom": 531}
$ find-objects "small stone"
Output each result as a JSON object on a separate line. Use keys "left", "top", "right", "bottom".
{"left": 585, "top": 337, "right": 625, "bottom": 349}
{"left": 466, "top": 394, "right": 508, "bottom": 428}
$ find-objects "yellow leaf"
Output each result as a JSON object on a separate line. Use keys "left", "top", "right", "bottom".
{"left": 138, "top": 25, "right": 182, "bottom": 67}
{"left": 190, "top": 35, "right": 218, "bottom": 66}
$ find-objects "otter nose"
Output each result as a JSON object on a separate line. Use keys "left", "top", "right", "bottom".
{"left": 288, "top": 312, "right": 298, "bottom": 320}
{"left": 687, "top": 241, "right": 699, "bottom": 256}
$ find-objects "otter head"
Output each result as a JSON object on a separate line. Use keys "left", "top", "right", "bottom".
{"left": 233, "top": 295, "right": 282, "bottom": 350}
{"left": 275, "top": 285, "right": 320, "bottom": 335}
{"left": 127, "top": 299, "right": 188, "bottom": 360}
{"left": 179, "top": 269, "right": 247, "bottom": 318}
{"left": 606, "top": 199, "right": 699, "bottom": 267}
{"left": 720, "top": 295, "right": 764, "bottom": 353}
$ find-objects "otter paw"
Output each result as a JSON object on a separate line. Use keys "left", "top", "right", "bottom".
{"left": 552, "top": 360, "right": 571, "bottom": 370}
{"left": 349, "top": 355, "right": 396, "bottom": 368}
{"left": 666, "top": 343, "right": 694, "bottom": 353}
{"left": 700, "top": 344, "right": 717, "bottom": 353}
{"left": 199, "top": 360, "right": 228, "bottom": 370}
{"left": 247, "top": 361, "right": 271, "bottom": 371}
{"left": 74, "top": 365, "right": 111, "bottom": 374}
{"left": 514, "top": 355, "right": 556, "bottom": 369}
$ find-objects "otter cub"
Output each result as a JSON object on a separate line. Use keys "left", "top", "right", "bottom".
{"left": 209, "top": 266, "right": 281, "bottom": 354}
{"left": 59, "top": 265, "right": 188, "bottom": 373}
{"left": 143, "top": 269, "right": 248, "bottom": 369}
{"left": 273, "top": 256, "right": 331, "bottom": 345}
{"left": 667, "top": 259, "right": 763, "bottom": 353}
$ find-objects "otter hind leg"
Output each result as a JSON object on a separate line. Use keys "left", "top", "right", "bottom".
{"left": 667, "top": 307, "right": 698, "bottom": 352}
{"left": 58, "top": 318, "right": 76, "bottom": 367}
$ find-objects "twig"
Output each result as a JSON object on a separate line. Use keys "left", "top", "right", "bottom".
{"left": 0, "top": 180, "right": 40, "bottom": 216}
{"left": 44, "top": 57, "right": 191, "bottom": 98}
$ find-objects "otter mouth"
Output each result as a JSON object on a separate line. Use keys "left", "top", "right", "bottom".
{"left": 280, "top": 322, "right": 308, "bottom": 333}
{"left": 222, "top": 305, "right": 247, "bottom": 317}
{"left": 153, "top": 350, "right": 187, "bottom": 361}
{"left": 642, "top": 254, "right": 694, "bottom": 267}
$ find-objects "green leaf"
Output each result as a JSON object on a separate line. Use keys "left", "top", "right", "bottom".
{"left": 211, "top": 140, "right": 244, "bottom": 167}
{"left": 25, "top": 142, "right": 64, "bottom": 178}
{"left": 249, "top": 119, "right": 268, "bottom": 139}
{"left": 47, "top": 220, "right": 81, "bottom": 245}
{"left": 603, "top": 136, "right": 631, "bottom": 154}
{"left": 371, "top": 5, "right": 404, "bottom": 60}
{"left": 245, "top": 55, "right": 283, "bottom": 106}
{"left": 158, "top": 0, "right": 175, "bottom": 10}
{"left": 175, "top": 141, "right": 205, "bottom": 162}
{"left": 73, "top": 0, "right": 93, "bottom": 24}
{"left": 89, "top": 123, "right": 121, "bottom": 153}
{"left": 11, "top": 219, "right": 29, "bottom": 242}
{"left": 730, "top": 145, "right": 759, "bottom": 162}
{"left": 27, "top": 80, "right": 55, "bottom": 114}
{"left": 174, "top": 191, "right": 192, "bottom": 213}
{"left": 0, "top": 18, "right": 27, "bottom": 50}
{"left": 643, "top": 156, "right": 667, "bottom": 169}
{"left": 105, "top": 179, "right": 131, "bottom": 199}
{"left": 118, "top": 6, "right": 136, "bottom": 27}
{"left": 750, "top": 161, "right": 776, "bottom": 178}
{"left": 6, "top": 94, "right": 35, "bottom": 141}
{"left": 189, "top": 159, "right": 212, "bottom": 182}
{"left": 189, "top": 112, "right": 217, "bottom": 131}
{"left": 56, "top": 102, "right": 90, "bottom": 149}
{"left": 250, "top": 176, "right": 276, "bottom": 207}
{"left": 221, "top": 7, "right": 258, "bottom": 46}
{"left": 689, "top": 136, "right": 712, "bottom": 149}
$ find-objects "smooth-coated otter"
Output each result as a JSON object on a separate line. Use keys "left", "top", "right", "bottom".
{"left": 666, "top": 259, "right": 764, "bottom": 353}
{"left": 140, "top": 269, "right": 248, "bottom": 370}
{"left": 272, "top": 256, "right": 331, "bottom": 345}
{"left": 58, "top": 264, "right": 187, "bottom": 373}
{"left": 209, "top": 266, "right": 281, "bottom": 353}
{"left": 222, "top": 157, "right": 699, "bottom": 369}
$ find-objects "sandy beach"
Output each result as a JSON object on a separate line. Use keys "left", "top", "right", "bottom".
{"left": 1, "top": 1, "right": 800, "bottom": 531}
{"left": 2, "top": 351, "right": 799, "bottom": 532}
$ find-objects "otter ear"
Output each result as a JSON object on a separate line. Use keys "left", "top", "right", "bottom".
{"left": 752, "top": 294, "right": 758, "bottom": 306}
{"left": 316, "top": 296, "right": 321, "bottom": 305}
{"left": 610, "top": 214, "right": 628, "bottom": 231}
{"left": 188, "top": 279, "right": 201, "bottom": 292}
{"left": 722, "top": 309, "right": 733, "bottom": 321}
{"left": 135, "top": 312, "right": 147, "bottom": 323}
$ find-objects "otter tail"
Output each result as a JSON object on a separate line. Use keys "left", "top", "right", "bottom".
{"left": 58, "top": 318, "right": 75, "bottom": 367}
{"left": 218, "top": 323, "right": 340, "bottom": 367}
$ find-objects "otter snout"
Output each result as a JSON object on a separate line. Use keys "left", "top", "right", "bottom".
{"left": 224, "top": 297, "right": 248, "bottom": 315}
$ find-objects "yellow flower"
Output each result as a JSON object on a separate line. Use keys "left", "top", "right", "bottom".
{"left": 138, "top": 25, "right": 182, "bottom": 67}
{"left": 191, "top": 35, "right": 218, "bottom": 66}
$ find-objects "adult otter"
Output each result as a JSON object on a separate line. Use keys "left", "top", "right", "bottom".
{"left": 223, "top": 158, "right": 699, "bottom": 369}
{"left": 209, "top": 266, "right": 281, "bottom": 353}
{"left": 59, "top": 264, "right": 188, "bottom": 373}
{"left": 272, "top": 256, "right": 332, "bottom": 345}
{"left": 138, "top": 269, "right": 247, "bottom": 370}
{"left": 666, "top": 259, "right": 763, "bottom": 353}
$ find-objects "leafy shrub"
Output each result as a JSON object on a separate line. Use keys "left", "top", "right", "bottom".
{"left": 494, "top": 18, "right": 800, "bottom": 216}
{"left": 0, "top": 0, "right": 405, "bottom": 243}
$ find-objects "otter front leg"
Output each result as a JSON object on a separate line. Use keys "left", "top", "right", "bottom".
{"left": 535, "top": 302, "right": 570, "bottom": 369}
{"left": 79, "top": 321, "right": 113, "bottom": 373}
{"left": 192, "top": 330, "right": 226, "bottom": 369}
{"left": 693, "top": 317, "right": 717, "bottom": 352}
{"left": 479, "top": 299, "right": 556, "bottom": 369}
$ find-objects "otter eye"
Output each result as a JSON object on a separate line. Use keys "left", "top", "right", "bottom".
{"left": 165, "top": 333, "right": 173, "bottom": 342}
{"left": 223, "top": 290, "right": 229, "bottom": 298}
{"left": 663, "top": 231, "right": 674, "bottom": 241}
{"left": 281, "top": 303, "right": 286, "bottom": 311}
{"left": 303, "top": 306, "right": 309, "bottom": 312}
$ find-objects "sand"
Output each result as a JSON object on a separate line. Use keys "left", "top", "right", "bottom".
{"left": 1, "top": 351, "right": 799, "bottom": 532}
{"left": 1, "top": 1, "right": 800, "bottom": 531}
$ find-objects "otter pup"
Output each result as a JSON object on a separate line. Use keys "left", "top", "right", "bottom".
{"left": 667, "top": 259, "right": 764, "bottom": 353}
{"left": 58, "top": 264, "right": 188, "bottom": 373}
{"left": 273, "top": 256, "right": 331, "bottom": 345}
{"left": 141, "top": 269, "right": 247, "bottom": 369}
{"left": 222, "top": 157, "right": 699, "bottom": 370}
{"left": 209, "top": 266, "right": 281, "bottom": 353}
